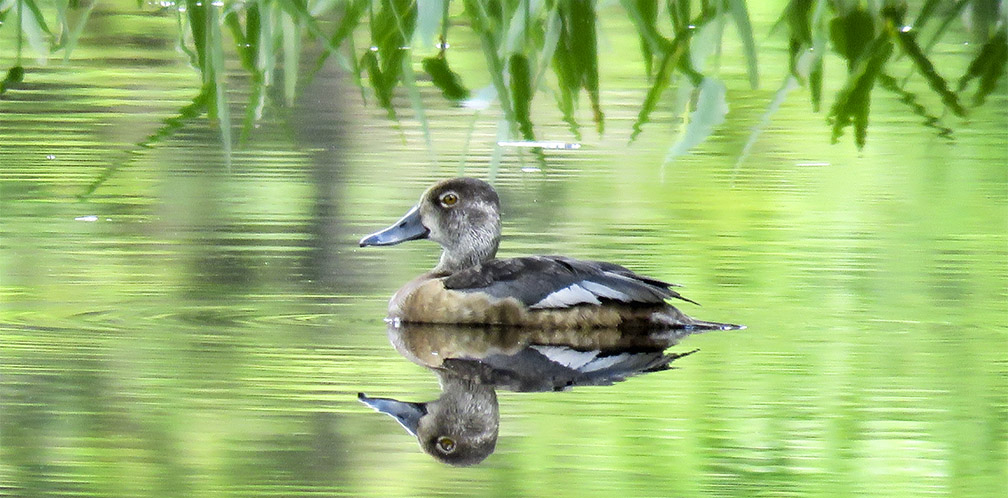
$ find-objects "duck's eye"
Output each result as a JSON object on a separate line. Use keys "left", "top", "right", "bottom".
{"left": 435, "top": 436, "right": 456, "bottom": 454}
{"left": 439, "top": 192, "right": 459, "bottom": 207}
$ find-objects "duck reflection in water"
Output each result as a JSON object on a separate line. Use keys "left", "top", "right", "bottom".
{"left": 359, "top": 323, "right": 704, "bottom": 466}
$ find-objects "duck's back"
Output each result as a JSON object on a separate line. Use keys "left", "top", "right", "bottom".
{"left": 443, "top": 256, "right": 692, "bottom": 308}
{"left": 390, "top": 256, "right": 740, "bottom": 330}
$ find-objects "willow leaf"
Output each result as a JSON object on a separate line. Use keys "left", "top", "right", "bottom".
{"left": 80, "top": 86, "right": 212, "bottom": 199}
{"left": 957, "top": 29, "right": 1007, "bottom": 106}
{"left": 416, "top": 0, "right": 444, "bottom": 50}
{"left": 0, "top": 65, "right": 25, "bottom": 95}
{"left": 509, "top": 53, "right": 535, "bottom": 141}
{"left": 893, "top": 23, "right": 966, "bottom": 116}
{"left": 281, "top": 10, "right": 300, "bottom": 106}
{"left": 186, "top": 0, "right": 208, "bottom": 70}
{"left": 422, "top": 55, "right": 470, "bottom": 101}
{"left": 54, "top": 0, "right": 97, "bottom": 59}
{"left": 461, "top": 0, "right": 515, "bottom": 130}
{"left": 206, "top": 5, "right": 232, "bottom": 160}
{"left": 727, "top": 0, "right": 758, "bottom": 88}
{"left": 828, "top": 39, "right": 894, "bottom": 148}
{"left": 829, "top": 8, "right": 876, "bottom": 68}
{"left": 361, "top": 50, "right": 395, "bottom": 118}
{"left": 22, "top": 0, "right": 53, "bottom": 36}
{"left": 630, "top": 27, "right": 693, "bottom": 142}
{"left": 620, "top": 0, "right": 672, "bottom": 53}
{"left": 313, "top": 0, "right": 368, "bottom": 75}
{"left": 632, "top": 0, "right": 658, "bottom": 78}
{"left": 807, "top": 55, "right": 823, "bottom": 111}
{"left": 401, "top": 55, "right": 432, "bottom": 148}
{"left": 224, "top": 5, "right": 258, "bottom": 73}
{"left": 631, "top": 50, "right": 673, "bottom": 143}
{"left": 663, "top": 77, "right": 728, "bottom": 167}
{"left": 736, "top": 76, "right": 800, "bottom": 171}
{"left": 572, "top": 0, "right": 603, "bottom": 133}
{"left": 878, "top": 72, "right": 953, "bottom": 141}
{"left": 552, "top": 1, "right": 593, "bottom": 137}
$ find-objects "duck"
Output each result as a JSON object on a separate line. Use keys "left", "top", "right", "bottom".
{"left": 359, "top": 177, "right": 744, "bottom": 331}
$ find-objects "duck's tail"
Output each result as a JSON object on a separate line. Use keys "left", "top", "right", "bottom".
{"left": 684, "top": 319, "right": 746, "bottom": 331}
{"left": 650, "top": 309, "right": 746, "bottom": 331}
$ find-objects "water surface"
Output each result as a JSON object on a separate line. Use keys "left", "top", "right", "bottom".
{"left": 2, "top": 2, "right": 1007, "bottom": 497}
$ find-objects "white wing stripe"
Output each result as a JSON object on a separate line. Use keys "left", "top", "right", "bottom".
{"left": 531, "top": 345, "right": 597, "bottom": 369}
{"left": 529, "top": 283, "right": 601, "bottom": 309}
{"left": 579, "top": 280, "right": 633, "bottom": 302}
{"left": 530, "top": 346, "right": 634, "bottom": 373}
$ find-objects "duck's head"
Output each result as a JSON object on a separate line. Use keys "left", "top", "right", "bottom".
{"left": 360, "top": 178, "right": 502, "bottom": 273}
{"left": 358, "top": 375, "right": 499, "bottom": 466}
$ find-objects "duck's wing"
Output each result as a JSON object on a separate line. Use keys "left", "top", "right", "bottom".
{"left": 442, "top": 347, "right": 695, "bottom": 392}
{"left": 442, "top": 256, "right": 698, "bottom": 309}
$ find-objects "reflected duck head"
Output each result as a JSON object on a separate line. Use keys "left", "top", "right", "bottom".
{"left": 358, "top": 375, "right": 499, "bottom": 466}
{"left": 360, "top": 178, "right": 501, "bottom": 273}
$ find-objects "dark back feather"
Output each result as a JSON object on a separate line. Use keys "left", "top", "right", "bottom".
{"left": 442, "top": 256, "right": 698, "bottom": 309}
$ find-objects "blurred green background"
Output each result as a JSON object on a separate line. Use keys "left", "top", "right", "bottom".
{"left": 2, "top": 1, "right": 1006, "bottom": 496}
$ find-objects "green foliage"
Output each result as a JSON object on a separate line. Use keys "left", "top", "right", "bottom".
{"left": 365, "top": 0, "right": 417, "bottom": 119}
{"left": 777, "top": 0, "right": 1003, "bottom": 149}
{"left": 776, "top": 0, "right": 825, "bottom": 109}
{"left": 0, "top": 0, "right": 1005, "bottom": 169}
{"left": 624, "top": 0, "right": 711, "bottom": 143}
{"left": 727, "top": 0, "right": 758, "bottom": 89}
{"left": 0, "top": 64, "right": 23, "bottom": 94}
{"left": 958, "top": 28, "right": 1008, "bottom": 105}
{"left": 552, "top": 0, "right": 603, "bottom": 136}
{"left": 885, "top": 5, "right": 966, "bottom": 117}
{"left": 878, "top": 72, "right": 953, "bottom": 140}
{"left": 508, "top": 52, "right": 534, "bottom": 141}
{"left": 422, "top": 54, "right": 469, "bottom": 101}
{"left": 80, "top": 85, "right": 213, "bottom": 198}
{"left": 193, "top": 1, "right": 232, "bottom": 158}
{"left": 663, "top": 77, "right": 728, "bottom": 168}
{"left": 826, "top": 6, "right": 895, "bottom": 147}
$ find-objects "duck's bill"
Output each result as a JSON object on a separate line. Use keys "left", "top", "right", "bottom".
{"left": 358, "top": 392, "right": 426, "bottom": 437}
{"left": 359, "top": 205, "right": 430, "bottom": 247}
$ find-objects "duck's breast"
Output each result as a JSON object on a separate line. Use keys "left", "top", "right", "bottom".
{"left": 390, "top": 275, "right": 528, "bottom": 325}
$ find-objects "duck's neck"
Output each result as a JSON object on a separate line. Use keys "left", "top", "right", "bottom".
{"left": 433, "top": 241, "right": 499, "bottom": 274}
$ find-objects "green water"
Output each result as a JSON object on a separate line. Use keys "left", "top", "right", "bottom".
{"left": 2, "top": 2, "right": 1007, "bottom": 497}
